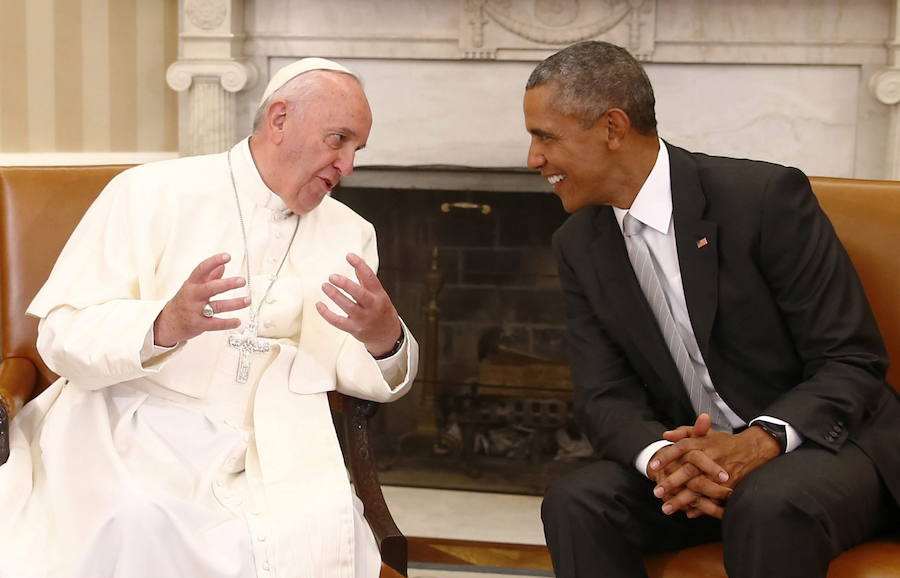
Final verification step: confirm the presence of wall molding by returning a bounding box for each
[0,152,179,167]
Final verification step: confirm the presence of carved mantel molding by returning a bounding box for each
[167,0,897,179]
[460,0,655,60]
[166,59,257,95]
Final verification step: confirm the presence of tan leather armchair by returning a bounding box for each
[0,165,407,577]
[643,176,900,577]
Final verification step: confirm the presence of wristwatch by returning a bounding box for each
[752,420,787,455]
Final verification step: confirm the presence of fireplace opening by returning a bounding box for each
[333,180,593,495]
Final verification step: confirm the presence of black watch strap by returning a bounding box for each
[372,330,405,360]
[753,420,787,455]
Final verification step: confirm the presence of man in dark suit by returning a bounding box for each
[525,41,900,578]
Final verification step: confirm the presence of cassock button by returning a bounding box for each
[274,231,282,239]
[257,532,267,542]
[264,319,274,328]
[262,561,270,571]
[265,297,276,304]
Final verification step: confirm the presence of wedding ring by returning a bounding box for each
[202,303,215,318]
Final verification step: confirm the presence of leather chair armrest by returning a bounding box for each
[0,357,38,465]
[343,396,407,577]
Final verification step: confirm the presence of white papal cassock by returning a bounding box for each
[0,138,417,578]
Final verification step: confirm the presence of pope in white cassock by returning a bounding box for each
[0,58,418,578]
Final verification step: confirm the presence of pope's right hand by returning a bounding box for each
[153,253,249,347]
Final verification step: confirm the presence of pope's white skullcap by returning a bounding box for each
[258,57,356,109]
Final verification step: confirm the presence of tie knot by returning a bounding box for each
[623,213,643,237]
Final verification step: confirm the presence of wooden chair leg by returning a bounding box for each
[0,403,8,466]
[343,396,408,576]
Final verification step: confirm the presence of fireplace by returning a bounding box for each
[333,168,592,494]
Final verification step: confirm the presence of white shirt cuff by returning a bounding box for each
[140,325,178,364]
[635,439,674,479]
[374,324,411,389]
[750,415,804,453]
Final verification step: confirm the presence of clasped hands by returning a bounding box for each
[646,413,782,519]
[154,252,402,357]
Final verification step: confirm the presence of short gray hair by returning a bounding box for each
[526,41,657,135]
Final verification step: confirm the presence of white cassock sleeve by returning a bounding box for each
[331,225,418,402]
[26,170,185,390]
[373,321,414,389]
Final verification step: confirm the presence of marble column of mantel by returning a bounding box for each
[869,0,900,180]
[166,0,256,156]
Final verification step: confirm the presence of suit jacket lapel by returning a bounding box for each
[588,207,681,388]
[667,143,718,359]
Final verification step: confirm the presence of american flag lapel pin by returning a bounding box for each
[696,237,709,248]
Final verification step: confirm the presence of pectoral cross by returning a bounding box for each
[227,323,271,383]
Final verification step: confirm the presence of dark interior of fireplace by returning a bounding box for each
[333,182,595,495]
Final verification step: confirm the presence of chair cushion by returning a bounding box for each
[645,537,900,578]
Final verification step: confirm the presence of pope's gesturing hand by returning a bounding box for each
[316,253,403,357]
[153,253,250,347]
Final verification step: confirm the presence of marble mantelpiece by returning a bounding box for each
[169,0,900,180]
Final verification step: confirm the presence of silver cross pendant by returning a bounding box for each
[227,323,271,383]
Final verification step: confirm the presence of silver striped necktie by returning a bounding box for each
[622,212,726,428]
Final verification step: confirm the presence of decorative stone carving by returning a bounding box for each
[460,0,655,60]
[186,0,228,31]
[189,78,235,157]
[168,0,255,156]
[534,0,579,27]
[166,59,257,94]
[870,69,900,106]
[166,59,256,155]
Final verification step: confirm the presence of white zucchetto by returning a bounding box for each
[258,57,357,109]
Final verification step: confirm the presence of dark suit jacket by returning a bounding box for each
[553,142,900,503]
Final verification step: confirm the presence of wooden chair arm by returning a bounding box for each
[379,562,405,578]
[343,396,407,577]
[0,357,38,465]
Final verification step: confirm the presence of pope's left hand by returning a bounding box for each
[316,253,403,357]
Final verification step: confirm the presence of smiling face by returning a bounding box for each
[256,71,372,215]
[524,84,618,213]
